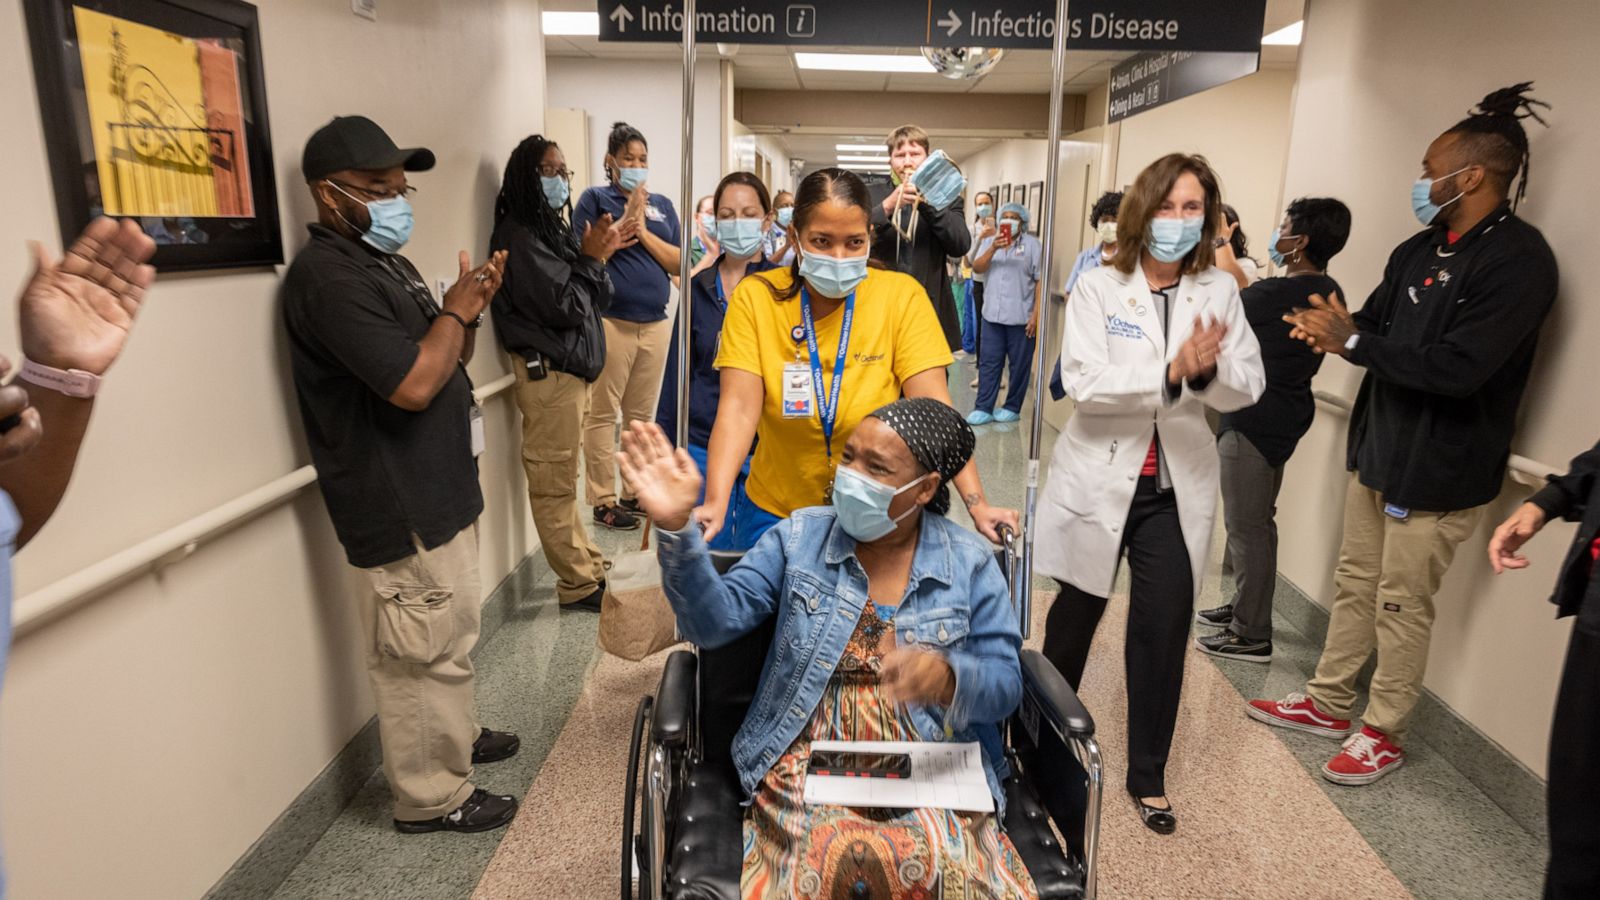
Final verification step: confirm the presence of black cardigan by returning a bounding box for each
[868,186,971,352]
[489,217,613,382]
[1528,440,1600,637]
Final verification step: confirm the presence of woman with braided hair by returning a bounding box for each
[490,134,626,612]
[1249,83,1560,791]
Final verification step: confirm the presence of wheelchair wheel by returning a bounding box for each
[622,695,652,900]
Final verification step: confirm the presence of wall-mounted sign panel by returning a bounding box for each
[599,1,1269,53]
[1107,50,1260,121]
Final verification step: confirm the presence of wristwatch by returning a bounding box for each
[18,359,101,398]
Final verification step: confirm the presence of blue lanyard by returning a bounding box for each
[800,286,855,459]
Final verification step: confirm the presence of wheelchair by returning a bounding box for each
[622,528,1104,899]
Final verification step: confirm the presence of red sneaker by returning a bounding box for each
[1322,726,1404,785]
[1245,692,1355,739]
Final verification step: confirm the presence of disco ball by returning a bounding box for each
[920,47,1006,81]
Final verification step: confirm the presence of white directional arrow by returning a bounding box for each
[937,9,962,37]
[609,4,634,32]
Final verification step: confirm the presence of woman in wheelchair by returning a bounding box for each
[617,398,1038,899]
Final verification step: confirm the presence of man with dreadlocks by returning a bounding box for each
[1248,84,1559,787]
[491,134,626,613]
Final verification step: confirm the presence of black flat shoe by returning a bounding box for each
[1131,792,1177,835]
[394,788,518,834]
[561,583,605,613]
[471,727,520,764]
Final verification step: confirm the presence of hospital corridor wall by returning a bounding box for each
[0,1,550,897]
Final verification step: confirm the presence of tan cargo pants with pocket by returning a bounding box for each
[1306,475,1486,743]
[360,525,482,821]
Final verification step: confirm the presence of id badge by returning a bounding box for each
[781,362,814,418]
[469,403,486,457]
[1382,502,1409,521]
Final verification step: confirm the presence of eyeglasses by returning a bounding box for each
[537,165,572,181]
[328,180,418,201]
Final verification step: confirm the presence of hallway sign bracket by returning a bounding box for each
[598,0,1266,52]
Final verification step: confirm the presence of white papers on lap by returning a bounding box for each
[803,740,994,814]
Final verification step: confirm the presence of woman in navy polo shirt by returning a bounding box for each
[656,172,777,551]
[573,122,682,530]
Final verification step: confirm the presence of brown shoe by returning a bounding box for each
[594,504,640,530]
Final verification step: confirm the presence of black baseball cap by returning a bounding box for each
[302,115,435,181]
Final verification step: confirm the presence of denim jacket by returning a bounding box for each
[656,506,1024,815]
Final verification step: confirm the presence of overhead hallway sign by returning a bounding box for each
[1106,49,1259,120]
[598,1,1269,52]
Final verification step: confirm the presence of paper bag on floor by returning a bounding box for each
[598,522,680,662]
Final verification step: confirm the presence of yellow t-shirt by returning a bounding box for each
[715,266,954,517]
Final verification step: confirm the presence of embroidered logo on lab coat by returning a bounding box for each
[1106,314,1146,340]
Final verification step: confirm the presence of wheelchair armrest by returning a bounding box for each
[1019,649,1095,739]
[652,649,698,749]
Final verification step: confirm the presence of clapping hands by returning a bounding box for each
[1168,315,1228,385]
[1285,291,1357,355]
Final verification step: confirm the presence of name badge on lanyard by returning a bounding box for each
[469,402,486,458]
[796,287,856,498]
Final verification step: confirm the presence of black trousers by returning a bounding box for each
[1546,624,1600,899]
[1042,475,1193,797]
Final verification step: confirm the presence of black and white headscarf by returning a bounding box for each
[867,397,976,516]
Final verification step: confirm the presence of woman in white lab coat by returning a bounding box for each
[1035,153,1264,835]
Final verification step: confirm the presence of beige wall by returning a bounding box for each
[1113,67,1297,271]
[0,1,546,897]
[1278,0,1599,776]
[547,57,725,218]
[963,131,1105,290]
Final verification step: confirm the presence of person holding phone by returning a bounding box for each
[966,202,1041,425]
[490,134,624,613]
[618,398,1036,898]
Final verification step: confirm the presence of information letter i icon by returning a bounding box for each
[786,5,815,38]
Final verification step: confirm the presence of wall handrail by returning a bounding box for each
[1311,389,1557,488]
[11,373,517,638]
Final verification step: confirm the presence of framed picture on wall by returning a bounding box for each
[22,0,283,271]
[999,184,1011,205]
[1011,184,1028,217]
[985,184,998,213]
[1027,181,1044,234]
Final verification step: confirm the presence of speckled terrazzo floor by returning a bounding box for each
[269,356,1547,899]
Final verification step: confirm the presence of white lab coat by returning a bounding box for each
[1036,263,1265,600]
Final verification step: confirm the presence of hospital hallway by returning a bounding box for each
[257,369,1549,900]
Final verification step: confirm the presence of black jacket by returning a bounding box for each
[869,187,970,351]
[490,217,613,381]
[1346,203,1558,511]
[1528,441,1600,637]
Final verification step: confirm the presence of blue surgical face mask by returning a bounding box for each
[1267,228,1286,267]
[831,465,930,542]
[975,204,993,219]
[776,207,794,227]
[1412,167,1469,225]
[799,250,869,298]
[329,181,413,254]
[617,166,648,191]
[698,212,715,234]
[541,175,570,210]
[1146,215,1204,263]
[716,217,764,258]
[909,150,967,211]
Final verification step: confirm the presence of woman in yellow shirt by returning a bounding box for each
[703,167,1019,545]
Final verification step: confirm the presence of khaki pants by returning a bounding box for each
[584,317,672,507]
[360,525,482,821]
[1306,475,1485,743]
[512,357,607,603]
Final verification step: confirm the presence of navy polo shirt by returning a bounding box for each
[656,255,777,448]
[572,184,680,323]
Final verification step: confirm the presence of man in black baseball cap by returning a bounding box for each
[282,115,520,834]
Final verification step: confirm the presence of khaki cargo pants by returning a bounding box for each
[1305,474,1485,743]
[360,525,482,821]
[512,356,607,604]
